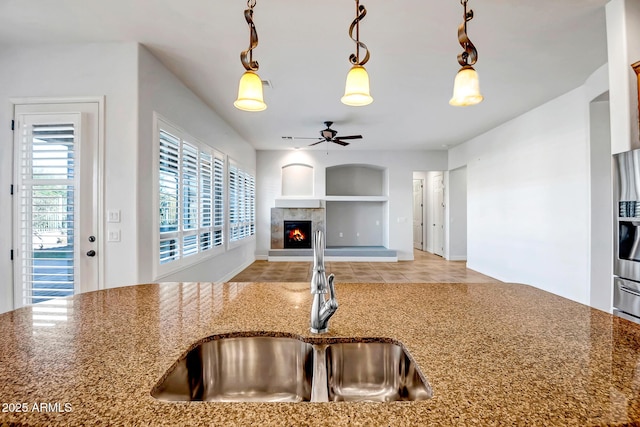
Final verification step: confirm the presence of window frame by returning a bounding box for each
[153,114,226,279]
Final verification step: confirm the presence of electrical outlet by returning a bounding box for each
[339,232,343,238]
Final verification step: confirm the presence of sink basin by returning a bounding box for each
[152,334,432,403]
[325,341,432,402]
[151,336,314,402]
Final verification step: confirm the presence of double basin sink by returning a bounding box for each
[151,333,432,403]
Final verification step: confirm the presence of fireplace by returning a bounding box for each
[284,221,312,249]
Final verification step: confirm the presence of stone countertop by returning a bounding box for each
[1,281,640,426]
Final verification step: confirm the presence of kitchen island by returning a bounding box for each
[1,281,639,426]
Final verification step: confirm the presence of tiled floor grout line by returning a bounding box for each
[230,250,501,284]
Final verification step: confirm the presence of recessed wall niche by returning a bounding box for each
[281,163,313,196]
[326,164,385,196]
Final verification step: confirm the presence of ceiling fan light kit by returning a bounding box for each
[450,0,484,107]
[282,121,363,147]
[234,0,267,112]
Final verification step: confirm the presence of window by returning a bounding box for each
[229,160,256,243]
[156,117,224,276]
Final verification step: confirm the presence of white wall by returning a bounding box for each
[589,97,613,312]
[137,46,256,283]
[446,167,467,261]
[0,43,139,314]
[256,150,448,260]
[448,65,609,306]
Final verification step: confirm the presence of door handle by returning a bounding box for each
[86,250,96,257]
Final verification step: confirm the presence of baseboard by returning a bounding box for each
[267,256,398,262]
[446,255,467,261]
[220,257,256,282]
[255,254,268,261]
[325,256,397,262]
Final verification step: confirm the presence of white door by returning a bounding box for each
[433,174,445,257]
[412,179,423,250]
[13,102,100,308]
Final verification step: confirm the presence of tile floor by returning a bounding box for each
[230,249,500,283]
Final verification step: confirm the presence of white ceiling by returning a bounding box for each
[0,0,609,151]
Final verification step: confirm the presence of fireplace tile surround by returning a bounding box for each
[271,207,325,249]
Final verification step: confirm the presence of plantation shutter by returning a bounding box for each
[156,117,225,275]
[182,142,199,257]
[213,153,225,247]
[17,120,78,305]
[229,161,255,242]
[159,130,181,264]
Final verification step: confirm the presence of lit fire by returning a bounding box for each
[288,229,306,242]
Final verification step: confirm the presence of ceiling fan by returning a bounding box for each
[282,121,362,146]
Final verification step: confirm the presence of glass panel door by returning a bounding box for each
[13,103,99,308]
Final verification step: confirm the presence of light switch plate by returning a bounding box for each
[108,230,121,242]
[107,209,121,223]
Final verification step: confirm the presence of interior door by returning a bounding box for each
[13,102,100,308]
[412,179,423,250]
[433,174,445,257]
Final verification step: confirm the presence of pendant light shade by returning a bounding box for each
[449,65,483,106]
[341,65,373,106]
[234,71,267,112]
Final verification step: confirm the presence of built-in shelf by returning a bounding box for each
[275,198,322,208]
[324,196,388,202]
[326,164,387,197]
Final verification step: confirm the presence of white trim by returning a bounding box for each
[219,257,257,282]
[446,255,467,261]
[10,96,105,292]
[11,98,105,309]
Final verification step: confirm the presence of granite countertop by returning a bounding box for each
[1,281,640,426]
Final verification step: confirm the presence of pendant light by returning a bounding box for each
[341,0,373,106]
[450,0,483,107]
[234,0,267,112]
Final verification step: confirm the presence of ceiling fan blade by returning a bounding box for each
[308,140,325,146]
[333,140,350,146]
[282,136,323,140]
[335,135,362,140]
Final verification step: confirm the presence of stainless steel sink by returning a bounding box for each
[152,335,432,403]
[151,336,314,402]
[325,341,432,402]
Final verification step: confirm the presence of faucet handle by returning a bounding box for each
[327,274,337,302]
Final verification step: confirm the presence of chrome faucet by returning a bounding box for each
[310,230,338,334]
